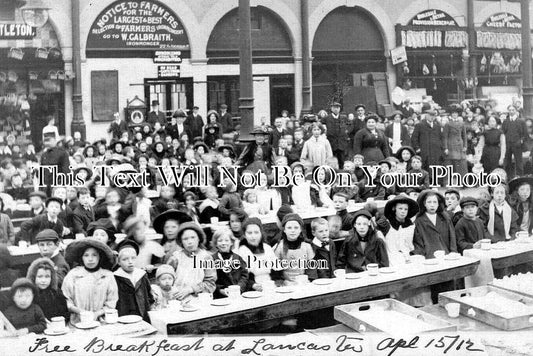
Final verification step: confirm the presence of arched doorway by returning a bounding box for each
[0,21,64,150]
[312,6,386,112]
[206,6,294,121]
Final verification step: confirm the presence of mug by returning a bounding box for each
[18,241,28,249]
[445,303,460,318]
[295,275,309,285]
[80,311,94,324]
[198,292,213,304]
[227,285,241,299]
[367,263,379,276]
[104,309,118,324]
[434,250,445,260]
[50,316,65,332]
[75,233,85,240]
[210,217,219,225]
[480,239,491,250]
[334,269,346,279]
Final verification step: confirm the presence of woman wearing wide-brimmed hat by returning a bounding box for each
[383,196,419,267]
[508,176,533,235]
[236,127,274,174]
[153,209,193,264]
[62,239,118,324]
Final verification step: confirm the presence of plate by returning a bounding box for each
[242,291,263,299]
[423,259,439,265]
[492,243,506,250]
[379,267,396,274]
[313,278,333,285]
[74,321,100,329]
[211,298,231,306]
[180,305,199,312]
[44,328,69,336]
[118,315,142,324]
[516,238,533,244]
[275,286,295,294]
[345,273,362,279]
[444,253,461,261]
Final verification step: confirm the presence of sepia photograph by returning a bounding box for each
[1,0,533,355]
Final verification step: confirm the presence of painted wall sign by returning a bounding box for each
[86,0,189,51]
[158,65,180,78]
[0,23,35,39]
[153,50,182,63]
[483,12,521,29]
[408,9,458,27]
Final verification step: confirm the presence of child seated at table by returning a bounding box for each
[455,197,493,253]
[333,192,354,238]
[336,210,389,273]
[478,184,519,242]
[151,265,179,309]
[35,229,69,287]
[114,240,154,322]
[4,278,46,336]
[407,156,429,190]
[242,189,261,217]
[445,189,463,226]
[18,197,64,245]
[327,215,342,240]
[212,229,250,298]
[310,218,336,278]
[218,178,243,221]
[87,218,117,250]
[124,217,164,274]
[26,257,69,322]
[28,191,46,217]
[167,222,216,301]
[151,185,180,218]
[273,214,317,285]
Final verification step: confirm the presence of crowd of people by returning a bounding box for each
[0,96,532,335]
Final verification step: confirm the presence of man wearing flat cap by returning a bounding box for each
[324,102,349,168]
[147,100,167,127]
[411,109,444,171]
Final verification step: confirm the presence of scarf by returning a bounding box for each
[488,200,512,239]
[84,265,100,273]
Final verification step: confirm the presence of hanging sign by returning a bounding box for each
[153,50,182,63]
[0,23,35,39]
[157,65,180,78]
[408,9,458,27]
[86,0,190,52]
[483,12,521,29]
[390,46,407,65]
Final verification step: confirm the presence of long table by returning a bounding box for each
[149,256,479,335]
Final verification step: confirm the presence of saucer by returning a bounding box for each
[74,321,100,329]
[118,315,142,324]
[44,328,69,336]
[345,273,362,279]
[312,278,333,285]
[211,298,231,306]
[379,267,396,274]
[242,291,263,299]
[423,259,439,265]
[444,253,461,261]
[180,305,199,312]
[275,286,295,294]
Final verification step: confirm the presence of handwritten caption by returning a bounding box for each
[22,334,486,356]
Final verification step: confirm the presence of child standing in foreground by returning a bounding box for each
[151,265,179,309]
[456,197,494,253]
[310,218,336,278]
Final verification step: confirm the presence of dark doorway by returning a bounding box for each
[270,75,294,123]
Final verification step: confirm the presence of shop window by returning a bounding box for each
[146,80,192,116]
[0,3,15,21]
[208,77,239,115]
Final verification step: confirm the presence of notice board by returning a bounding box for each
[91,71,118,122]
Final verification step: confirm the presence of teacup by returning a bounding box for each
[480,239,491,250]
[445,303,460,318]
[295,275,309,285]
[80,311,94,324]
[210,217,219,225]
[261,280,276,293]
[410,255,425,264]
[227,285,241,299]
[434,250,445,260]
[18,241,28,249]
[198,292,213,304]
[367,263,379,276]
[50,316,65,332]
[334,269,346,279]
[104,309,118,324]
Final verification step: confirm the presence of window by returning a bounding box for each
[91,71,119,122]
[208,77,240,115]
[0,3,15,21]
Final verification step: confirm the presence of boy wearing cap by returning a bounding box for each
[17,197,64,245]
[114,240,154,322]
[455,197,493,253]
[28,191,46,217]
[35,229,69,287]
[72,187,95,236]
[4,278,46,336]
[336,210,389,272]
[151,265,179,309]
[445,189,463,226]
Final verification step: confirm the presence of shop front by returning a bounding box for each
[85,0,190,133]
[474,12,523,107]
[396,9,468,106]
[0,16,64,150]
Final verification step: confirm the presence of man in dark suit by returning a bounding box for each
[270,117,288,148]
[219,104,234,134]
[147,100,167,127]
[502,104,528,178]
[411,109,444,171]
[173,109,193,139]
[185,106,204,139]
[40,136,70,197]
[324,102,349,168]
[385,110,411,154]
[287,128,305,165]
[107,112,129,140]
